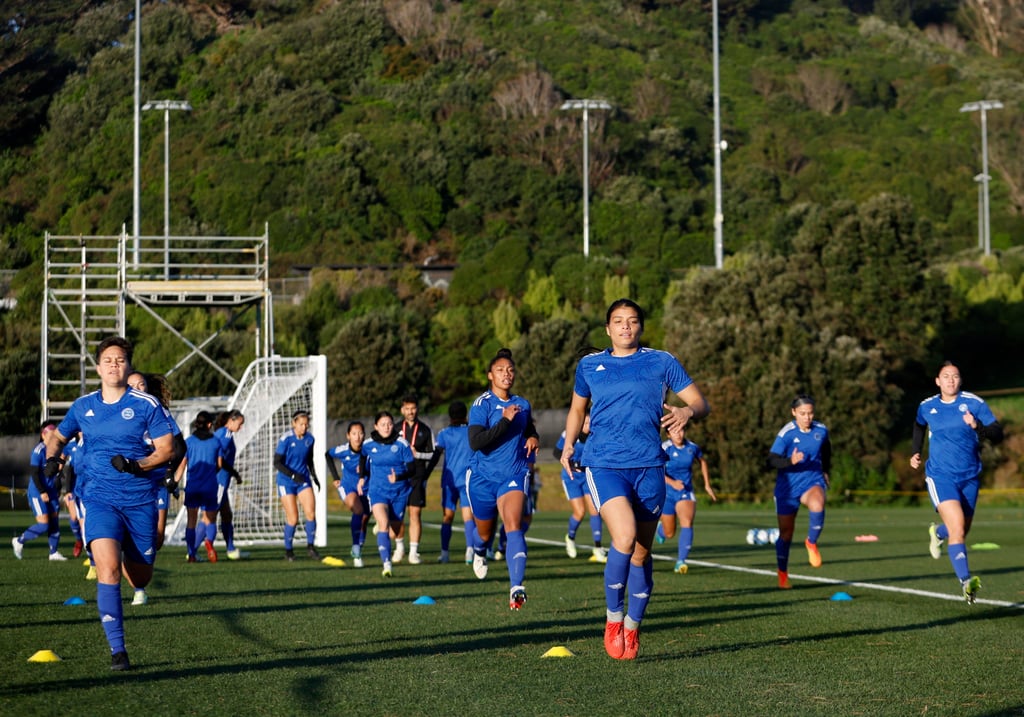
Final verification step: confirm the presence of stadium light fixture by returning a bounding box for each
[560,99,612,258]
[960,100,1002,256]
[142,100,193,279]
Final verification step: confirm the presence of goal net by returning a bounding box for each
[166,355,328,547]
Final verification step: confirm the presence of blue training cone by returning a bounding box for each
[831,591,853,601]
[63,596,86,606]
[413,595,436,605]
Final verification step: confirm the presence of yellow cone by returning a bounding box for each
[28,650,61,663]
[321,556,347,567]
[541,645,575,658]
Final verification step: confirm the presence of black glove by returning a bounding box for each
[228,466,242,483]
[111,455,145,476]
[163,471,180,497]
[289,470,305,484]
[43,457,63,478]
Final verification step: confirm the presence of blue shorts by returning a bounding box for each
[277,475,313,497]
[663,485,695,513]
[185,487,219,511]
[157,487,169,511]
[466,468,529,522]
[561,472,591,501]
[336,484,369,513]
[774,474,827,515]
[368,484,412,523]
[586,466,666,522]
[82,499,158,565]
[926,474,979,518]
[27,482,60,518]
[440,478,469,512]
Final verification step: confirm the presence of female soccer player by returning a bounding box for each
[174,411,223,563]
[554,413,606,563]
[213,410,245,560]
[12,421,67,562]
[468,348,539,611]
[657,424,716,574]
[425,401,476,564]
[359,411,415,577]
[326,421,369,567]
[274,409,321,562]
[768,394,831,590]
[910,361,1002,604]
[561,299,709,659]
[45,336,176,670]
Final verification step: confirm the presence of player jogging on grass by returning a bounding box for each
[657,424,716,574]
[326,421,369,567]
[360,411,415,577]
[554,413,607,564]
[274,410,321,562]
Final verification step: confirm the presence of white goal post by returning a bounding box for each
[166,355,328,547]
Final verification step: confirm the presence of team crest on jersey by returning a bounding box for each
[121,408,135,420]
[958,404,968,413]
[390,445,399,453]
[814,431,823,441]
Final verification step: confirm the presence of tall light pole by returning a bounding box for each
[560,99,612,258]
[142,100,192,278]
[960,100,1002,256]
[132,0,141,266]
[974,173,987,250]
[712,0,724,269]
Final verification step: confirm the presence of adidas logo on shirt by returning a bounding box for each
[596,365,606,371]
[85,409,95,417]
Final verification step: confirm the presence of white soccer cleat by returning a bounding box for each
[12,537,23,560]
[564,533,578,559]
[393,543,405,563]
[509,585,527,611]
[381,561,393,578]
[589,547,608,564]
[472,553,488,580]
[226,549,241,561]
[48,551,68,562]
[928,523,943,560]
[408,551,422,565]
[352,556,364,568]
[131,589,148,606]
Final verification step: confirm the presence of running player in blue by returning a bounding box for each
[425,402,476,564]
[768,394,831,589]
[326,421,369,567]
[174,411,223,563]
[561,299,709,660]
[59,432,89,570]
[657,424,716,574]
[468,348,539,611]
[359,411,415,577]
[44,336,175,671]
[910,361,1002,604]
[274,409,321,562]
[213,410,245,560]
[554,413,606,563]
[12,422,68,562]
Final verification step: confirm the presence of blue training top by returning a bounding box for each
[184,433,221,494]
[469,390,533,482]
[435,424,472,489]
[275,430,315,481]
[770,420,830,484]
[662,438,703,492]
[574,347,694,469]
[215,426,237,486]
[362,435,414,498]
[57,388,173,507]
[915,391,996,483]
[327,442,363,485]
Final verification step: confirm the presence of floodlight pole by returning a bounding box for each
[712,0,724,269]
[142,100,192,279]
[132,0,141,266]
[561,99,612,258]
[960,100,1002,256]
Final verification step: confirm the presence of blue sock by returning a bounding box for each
[70,515,82,540]
[567,516,581,540]
[193,527,205,551]
[590,515,603,545]
[304,520,316,546]
[656,523,666,541]
[376,532,391,563]
[19,522,48,543]
[48,531,60,554]
[351,516,363,547]
[506,530,527,586]
[96,582,125,654]
[775,538,791,573]
[948,543,970,582]
[604,546,631,614]
[47,515,60,553]
[185,527,197,556]
[284,524,296,550]
[678,526,694,562]
[205,521,218,544]
[807,510,825,544]
[626,559,653,624]
[440,523,452,551]
[223,522,234,551]
[464,520,478,551]
[936,523,949,541]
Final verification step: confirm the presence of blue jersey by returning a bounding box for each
[662,438,702,492]
[63,437,86,496]
[916,392,996,483]
[362,436,414,497]
[184,433,221,494]
[468,391,533,482]
[275,430,315,481]
[57,389,173,507]
[30,440,57,494]
[435,424,472,489]
[771,420,830,484]
[215,426,237,486]
[555,431,587,482]
[574,347,694,469]
[327,442,363,486]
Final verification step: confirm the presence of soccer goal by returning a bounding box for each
[166,355,328,547]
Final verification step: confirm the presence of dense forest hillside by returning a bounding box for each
[3,0,1024,496]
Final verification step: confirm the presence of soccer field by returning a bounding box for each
[2,505,1022,716]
